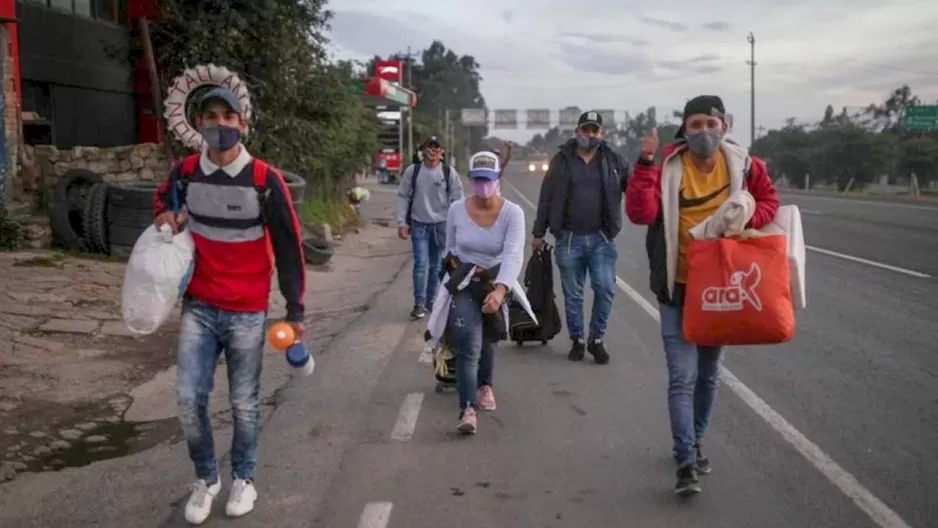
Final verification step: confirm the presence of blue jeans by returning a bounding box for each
[176,298,266,484]
[448,281,496,410]
[555,232,618,341]
[411,220,446,307]
[659,286,725,464]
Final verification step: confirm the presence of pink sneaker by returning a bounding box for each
[477,386,497,411]
[458,408,477,434]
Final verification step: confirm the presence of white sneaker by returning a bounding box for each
[226,478,258,517]
[184,479,221,525]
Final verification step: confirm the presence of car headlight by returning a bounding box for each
[541,163,548,171]
[528,164,535,172]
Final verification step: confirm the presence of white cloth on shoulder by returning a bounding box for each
[689,190,756,240]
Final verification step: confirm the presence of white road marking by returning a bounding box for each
[502,178,914,528]
[505,175,930,279]
[358,501,394,528]
[390,392,424,441]
[418,345,434,365]
[806,245,931,278]
[800,209,823,215]
[780,191,938,211]
[417,333,434,364]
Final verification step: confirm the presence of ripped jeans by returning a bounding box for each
[448,280,496,411]
[176,297,266,484]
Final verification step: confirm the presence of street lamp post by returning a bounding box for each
[747,32,756,145]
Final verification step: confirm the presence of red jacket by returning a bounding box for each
[626,141,778,228]
[624,141,779,305]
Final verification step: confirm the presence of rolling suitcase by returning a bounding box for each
[510,243,562,346]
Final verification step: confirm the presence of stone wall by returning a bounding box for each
[18,143,170,207]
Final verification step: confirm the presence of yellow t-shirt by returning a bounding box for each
[676,150,730,283]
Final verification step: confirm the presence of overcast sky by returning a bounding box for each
[327,0,938,146]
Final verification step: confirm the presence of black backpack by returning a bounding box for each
[405,153,453,226]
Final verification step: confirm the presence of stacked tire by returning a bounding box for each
[106,181,161,257]
[281,171,307,207]
[48,169,103,252]
[49,168,309,258]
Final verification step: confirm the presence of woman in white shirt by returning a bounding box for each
[439,151,526,434]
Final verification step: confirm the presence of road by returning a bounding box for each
[2,176,936,527]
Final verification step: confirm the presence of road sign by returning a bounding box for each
[526,109,550,128]
[595,109,616,127]
[905,106,938,131]
[558,107,582,130]
[461,108,487,126]
[493,109,518,129]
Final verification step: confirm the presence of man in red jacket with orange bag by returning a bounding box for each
[625,95,778,496]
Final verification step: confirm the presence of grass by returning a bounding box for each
[298,196,358,233]
[11,249,126,269]
[12,253,67,268]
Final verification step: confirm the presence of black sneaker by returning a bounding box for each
[675,462,702,496]
[694,443,711,475]
[568,339,586,361]
[410,305,428,319]
[587,339,610,364]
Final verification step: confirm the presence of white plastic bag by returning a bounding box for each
[121,223,195,336]
[762,205,806,310]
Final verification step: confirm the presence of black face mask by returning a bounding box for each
[202,125,242,151]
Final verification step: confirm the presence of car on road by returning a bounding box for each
[527,154,549,174]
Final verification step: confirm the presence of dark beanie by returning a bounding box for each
[676,95,726,138]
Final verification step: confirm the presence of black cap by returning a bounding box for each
[577,110,603,128]
[198,87,244,115]
[421,136,442,149]
[676,95,726,138]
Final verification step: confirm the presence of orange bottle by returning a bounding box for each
[267,322,296,350]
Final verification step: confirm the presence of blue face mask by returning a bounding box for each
[576,136,602,151]
[201,125,242,151]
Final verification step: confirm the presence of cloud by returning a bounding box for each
[657,54,724,75]
[328,10,540,74]
[558,31,650,47]
[555,41,653,76]
[637,14,686,32]
[703,21,731,32]
[325,0,938,146]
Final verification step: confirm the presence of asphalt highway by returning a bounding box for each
[308,170,938,528]
[2,176,935,528]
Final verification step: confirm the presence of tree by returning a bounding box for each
[148,0,378,198]
[366,41,488,163]
[750,85,938,190]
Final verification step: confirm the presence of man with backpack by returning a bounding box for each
[153,87,305,524]
[396,135,464,319]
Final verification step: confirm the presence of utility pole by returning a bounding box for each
[747,32,756,146]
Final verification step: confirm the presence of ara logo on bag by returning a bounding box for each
[701,263,763,312]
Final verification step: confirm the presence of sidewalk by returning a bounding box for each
[0,180,415,526]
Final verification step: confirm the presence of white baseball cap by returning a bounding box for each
[468,151,501,180]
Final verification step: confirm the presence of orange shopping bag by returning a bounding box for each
[682,234,795,347]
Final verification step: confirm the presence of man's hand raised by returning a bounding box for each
[640,127,659,162]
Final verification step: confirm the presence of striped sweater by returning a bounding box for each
[154,148,306,321]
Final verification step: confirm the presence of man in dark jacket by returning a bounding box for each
[531,111,630,365]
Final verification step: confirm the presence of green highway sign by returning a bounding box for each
[904,105,938,131]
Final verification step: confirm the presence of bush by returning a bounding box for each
[0,203,24,251]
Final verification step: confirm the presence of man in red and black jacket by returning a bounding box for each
[153,87,305,524]
[625,95,778,497]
